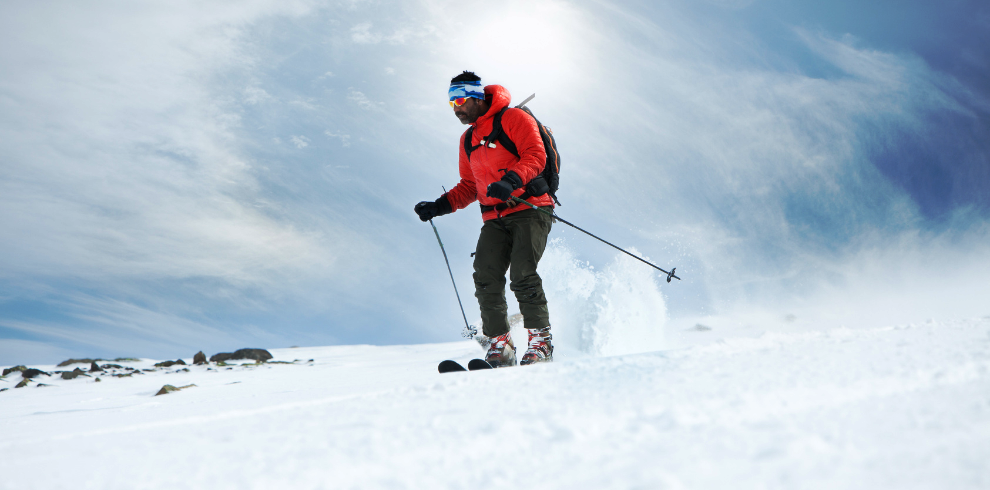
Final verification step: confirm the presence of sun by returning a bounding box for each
[444,0,599,100]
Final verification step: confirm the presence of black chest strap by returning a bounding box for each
[463,108,517,161]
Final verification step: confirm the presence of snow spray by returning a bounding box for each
[538,238,667,357]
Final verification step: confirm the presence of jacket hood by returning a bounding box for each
[471,85,511,127]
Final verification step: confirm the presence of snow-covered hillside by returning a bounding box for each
[2,317,989,489]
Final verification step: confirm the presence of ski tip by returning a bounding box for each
[467,358,494,370]
[438,360,467,373]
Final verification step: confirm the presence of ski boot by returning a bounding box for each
[520,327,553,365]
[484,331,517,368]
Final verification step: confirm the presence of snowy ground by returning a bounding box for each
[2,317,989,489]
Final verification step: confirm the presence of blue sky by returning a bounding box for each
[2,0,988,365]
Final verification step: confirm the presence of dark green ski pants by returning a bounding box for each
[473,207,553,337]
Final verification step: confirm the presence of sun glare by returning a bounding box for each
[448,0,597,99]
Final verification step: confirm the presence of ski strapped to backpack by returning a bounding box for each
[464,94,561,214]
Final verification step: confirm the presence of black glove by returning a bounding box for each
[414,195,453,222]
[486,171,523,201]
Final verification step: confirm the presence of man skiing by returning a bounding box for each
[415,71,555,367]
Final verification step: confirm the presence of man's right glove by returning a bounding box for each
[414,195,453,222]
[486,171,523,201]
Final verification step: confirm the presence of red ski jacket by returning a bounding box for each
[445,85,554,221]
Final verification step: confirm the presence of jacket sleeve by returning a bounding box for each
[444,131,479,211]
[501,108,546,184]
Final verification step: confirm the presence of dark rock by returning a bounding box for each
[15,378,30,388]
[156,384,179,396]
[101,364,124,370]
[95,377,101,382]
[155,383,196,396]
[192,351,207,365]
[36,383,51,387]
[154,359,186,368]
[112,357,140,362]
[61,368,90,380]
[90,362,103,372]
[22,368,49,379]
[0,388,8,392]
[3,365,27,376]
[209,348,273,363]
[57,358,100,367]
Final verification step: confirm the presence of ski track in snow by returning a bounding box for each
[2,318,990,489]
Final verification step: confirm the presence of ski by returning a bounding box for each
[438,359,496,373]
[468,359,493,370]
[438,360,467,373]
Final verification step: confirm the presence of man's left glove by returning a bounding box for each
[486,171,523,201]
[414,195,453,222]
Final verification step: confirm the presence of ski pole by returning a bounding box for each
[510,197,681,283]
[516,93,535,108]
[428,219,476,338]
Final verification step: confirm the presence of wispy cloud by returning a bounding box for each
[325,130,351,147]
[0,0,367,360]
[347,89,383,111]
[349,21,436,45]
[244,86,273,105]
[561,2,990,316]
[350,22,380,44]
[291,135,310,148]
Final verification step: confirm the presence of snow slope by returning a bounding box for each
[2,317,989,489]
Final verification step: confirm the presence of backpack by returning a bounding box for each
[464,101,561,207]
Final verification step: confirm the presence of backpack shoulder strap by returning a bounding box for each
[463,126,477,159]
[486,107,518,157]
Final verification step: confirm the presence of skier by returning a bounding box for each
[415,71,555,367]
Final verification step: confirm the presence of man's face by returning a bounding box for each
[453,97,487,125]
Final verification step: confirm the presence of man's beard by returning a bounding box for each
[455,101,486,124]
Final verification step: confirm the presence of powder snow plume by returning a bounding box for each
[536,238,667,358]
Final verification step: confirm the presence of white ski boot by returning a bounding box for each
[520,328,553,365]
[484,331,517,368]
